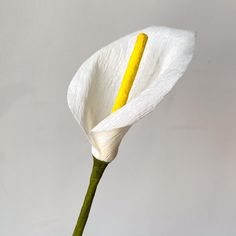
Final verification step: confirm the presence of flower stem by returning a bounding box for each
[72,157,109,236]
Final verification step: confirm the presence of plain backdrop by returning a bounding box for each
[0,0,235,235]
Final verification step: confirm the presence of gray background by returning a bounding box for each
[0,0,235,235]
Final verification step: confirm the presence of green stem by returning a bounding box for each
[72,156,109,236]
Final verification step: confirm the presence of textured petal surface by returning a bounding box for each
[67,26,196,161]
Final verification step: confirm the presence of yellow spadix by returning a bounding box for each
[112,33,148,112]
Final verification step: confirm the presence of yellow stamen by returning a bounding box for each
[111,33,148,112]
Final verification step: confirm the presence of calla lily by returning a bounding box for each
[68,26,195,163]
[68,26,195,236]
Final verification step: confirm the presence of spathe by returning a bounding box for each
[68,26,196,162]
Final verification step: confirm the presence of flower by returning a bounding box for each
[67,26,195,162]
[68,27,196,236]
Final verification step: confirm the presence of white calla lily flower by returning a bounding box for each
[68,26,195,162]
[68,26,196,236]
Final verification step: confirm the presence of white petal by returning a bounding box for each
[67,26,196,162]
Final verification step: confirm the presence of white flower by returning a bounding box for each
[67,26,196,162]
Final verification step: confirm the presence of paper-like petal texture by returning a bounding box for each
[68,26,196,162]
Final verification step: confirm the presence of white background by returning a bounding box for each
[0,0,235,235]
